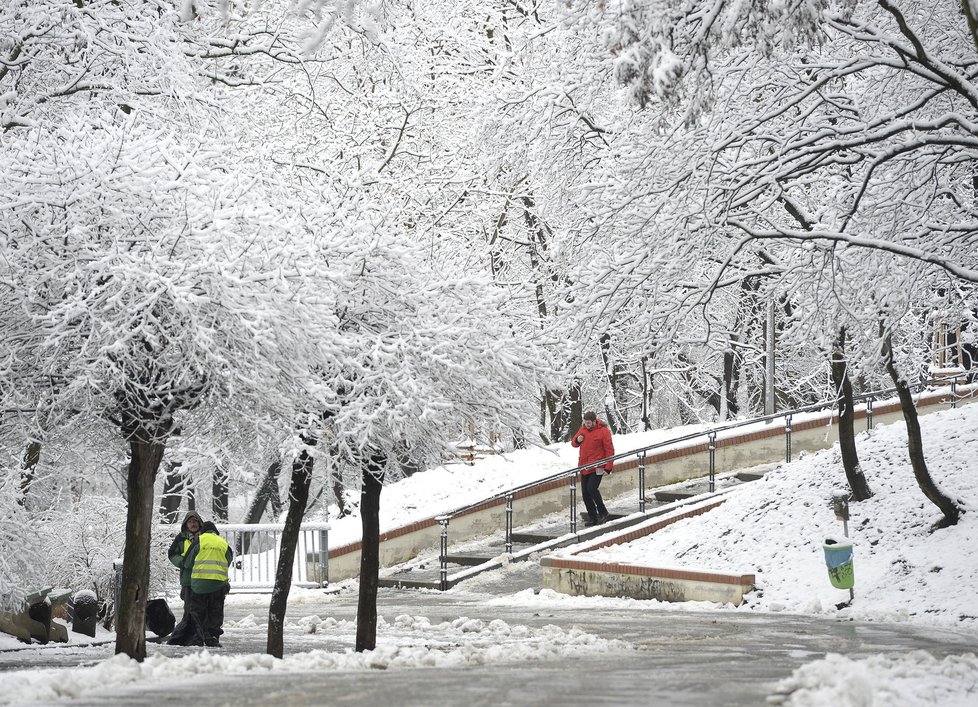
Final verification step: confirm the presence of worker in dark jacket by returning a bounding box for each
[571,410,615,527]
[185,521,233,647]
[166,510,202,645]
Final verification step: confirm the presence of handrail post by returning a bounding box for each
[784,413,793,463]
[319,528,329,587]
[708,431,717,493]
[437,517,450,591]
[951,379,958,408]
[866,398,873,431]
[638,452,647,513]
[570,472,578,534]
[505,494,514,553]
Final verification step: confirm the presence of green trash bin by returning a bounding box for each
[823,537,854,590]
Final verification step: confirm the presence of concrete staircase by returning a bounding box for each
[376,467,771,591]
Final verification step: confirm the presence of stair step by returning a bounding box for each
[735,471,766,482]
[654,490,698,502]
[578,513,626,523]
[377,577,444,590]
[510,533,560,544]
[443,554,495,566]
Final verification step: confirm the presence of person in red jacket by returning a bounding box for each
[571,410,615,527]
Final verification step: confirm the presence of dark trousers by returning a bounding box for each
[166,586,194,646]
[582,473,608,521]
[188,587,227,645]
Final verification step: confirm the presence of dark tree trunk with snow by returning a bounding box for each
[212,462,229,521]
[115,428,169,661]
[882,333,960,528]
[157,461,186,523]
[599,332,627,433]
[242,458,282,543]
[831,329,872,502]
[266,439,316,659]
[331,464,349,518]
[566,380,582,440]
[17,440,41,507]
[355,452,387,652]
[640,356,655,431]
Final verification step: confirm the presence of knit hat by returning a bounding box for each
[583,411,597,421]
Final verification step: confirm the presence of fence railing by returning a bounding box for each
[159,522,330,590]
[431,376,976,589]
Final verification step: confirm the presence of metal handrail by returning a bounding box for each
[428,375,973,589]
[436,375,974,522]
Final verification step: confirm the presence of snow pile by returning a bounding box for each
[0,614,633,705]
[769,651,978,706]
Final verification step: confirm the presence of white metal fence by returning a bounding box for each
[160,522,330,590]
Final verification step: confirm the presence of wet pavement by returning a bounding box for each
[4,467,977,706]
[5,560,978,706]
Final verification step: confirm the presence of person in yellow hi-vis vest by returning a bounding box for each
[185,520,233,647]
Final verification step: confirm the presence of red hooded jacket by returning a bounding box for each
[571,419,615,475]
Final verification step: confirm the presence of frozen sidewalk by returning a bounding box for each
[2,573,977,706]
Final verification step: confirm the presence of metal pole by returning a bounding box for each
[570,472,578,534]
[708,432,717,493]
[765,299,775,415]
[319,529,329,587]
[842,508,853,604]
[438,517,450,591]
[866,398,873,431]
[505,494,514,554]
[951,379,958,409]
[638,452,647,513]
[784,413,793,463]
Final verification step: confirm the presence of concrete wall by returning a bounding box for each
[327,388,975,582]
[540,558,755,605]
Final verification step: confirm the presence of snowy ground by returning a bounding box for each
[576,403,978,628]
[1,401,977,705]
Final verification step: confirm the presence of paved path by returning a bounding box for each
[5,562,978,706]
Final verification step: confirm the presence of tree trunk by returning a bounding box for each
[17,440,41,507]
[882,333,961,527]
[830,328,872,501]
[266,440,315,659]
[567,380,582,439]
[542,389,558,444]
[115,433,168,661]
[330,449,350,518]
[212,462,229,521]
[243,459,282,524]
[720,344,739,421]
[157,461,186,523]
[640,357,655,431]
[355,452,386,652]
[599,332,627,433]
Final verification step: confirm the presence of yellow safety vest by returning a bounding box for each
[191,533,230,583]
